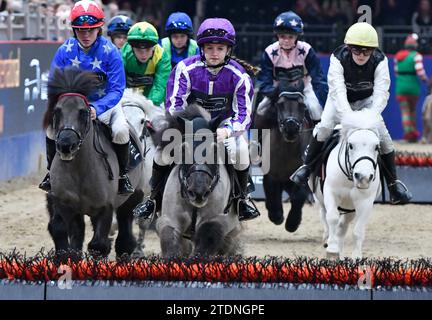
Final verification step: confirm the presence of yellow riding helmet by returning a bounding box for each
[344,22,379,48]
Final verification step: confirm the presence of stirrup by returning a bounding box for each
[237,198,260,221]
[290,165,311,186]
[388,180,412,205]
[133,198,156,220]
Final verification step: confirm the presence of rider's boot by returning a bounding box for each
[235,167,260,221]
[290,135,324,186]
[113,142,135,195]
[381,151,412,204]
[133,162,170,219]
[39,137,56,192]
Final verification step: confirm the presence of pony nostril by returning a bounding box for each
[187,191,196,200]
[369,174,373,181]
[354,172,361,180]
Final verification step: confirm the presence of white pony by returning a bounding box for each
[111,88,165,255]
[310,109,382,259]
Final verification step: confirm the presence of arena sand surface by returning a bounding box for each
[0,142,431,259]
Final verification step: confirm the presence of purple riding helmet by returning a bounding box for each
[196,18,236,66]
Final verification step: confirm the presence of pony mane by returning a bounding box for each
[43,68,100,129]
[340,109,381,136]
[121,88,165,122]
[153,104,211,147]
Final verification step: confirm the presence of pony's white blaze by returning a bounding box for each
[310,110,382,259]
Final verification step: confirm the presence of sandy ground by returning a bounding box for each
[0,142,431,259]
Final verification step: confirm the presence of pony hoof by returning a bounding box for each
[268,212,284,225]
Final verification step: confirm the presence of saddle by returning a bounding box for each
[95,121,145,173]
[311,129,341,193]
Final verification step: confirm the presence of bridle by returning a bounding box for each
[178,133,220,204]
[54,93,91,150]
[277,91,311,139]
[338,129,378,182]
[179,163,220,203]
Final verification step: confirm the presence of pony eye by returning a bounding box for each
[375,145,379,151]
[349,143,353,150]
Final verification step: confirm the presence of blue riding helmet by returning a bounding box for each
[165,12,193,35]
[107,15,133,36]
[273,11,304,34]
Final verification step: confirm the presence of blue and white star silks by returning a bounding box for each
[90,57,102,70]
[64,40,74,52]
[50,36,126,116]
[70,56,82,67]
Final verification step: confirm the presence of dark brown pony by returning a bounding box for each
[44,68,145,257]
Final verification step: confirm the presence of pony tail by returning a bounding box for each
[230,56,261,76]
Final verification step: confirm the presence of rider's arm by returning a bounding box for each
[305,47,328,107]
[165,60,191,113]
[371,57,391,114]
[255,51,275,95]
[328,54,352,114]
[91,48,126,116]
[227,73,254,136]
[148,49,172,106]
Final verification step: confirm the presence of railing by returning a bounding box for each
[1,4,431,58]
[234,23,432,65]
[0,3,71,41]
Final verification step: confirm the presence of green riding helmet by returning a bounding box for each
[128,22,159,48]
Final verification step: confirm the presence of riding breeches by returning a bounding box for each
[97,103,130,144]
[256,82,323,121]
[313,96,395,154]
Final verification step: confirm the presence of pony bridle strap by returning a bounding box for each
[56,93,91,147]
[58,93,90,107]
[341,134,378,181]
[180,164,220,200]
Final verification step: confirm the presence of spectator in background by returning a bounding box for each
[412,0,432,34]
[421,80,432,144]
[379,0,415,26]
[295,0,324,25]
[0,0,8,12]
[321,0,353,26]
[394,34,428,143]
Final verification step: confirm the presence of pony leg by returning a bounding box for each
[115,191,142,257]
[319,206,329,248]
[351,201,374,259]
[194,221,225,256]
[263,175,284,225]
[336,213,354,258]
[88,207,113,257]
[284,181,308,232]
[323,188,340,257]
[159,225,182,257]
[68,214,85,251]
[47,194,70,252]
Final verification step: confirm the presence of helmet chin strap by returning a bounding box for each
[199,46,232,69]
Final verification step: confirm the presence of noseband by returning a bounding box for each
[179,163,220,202]
[338,129,378,181]
[277,91,310,137]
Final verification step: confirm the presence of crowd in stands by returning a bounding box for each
[1,0,432,31]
